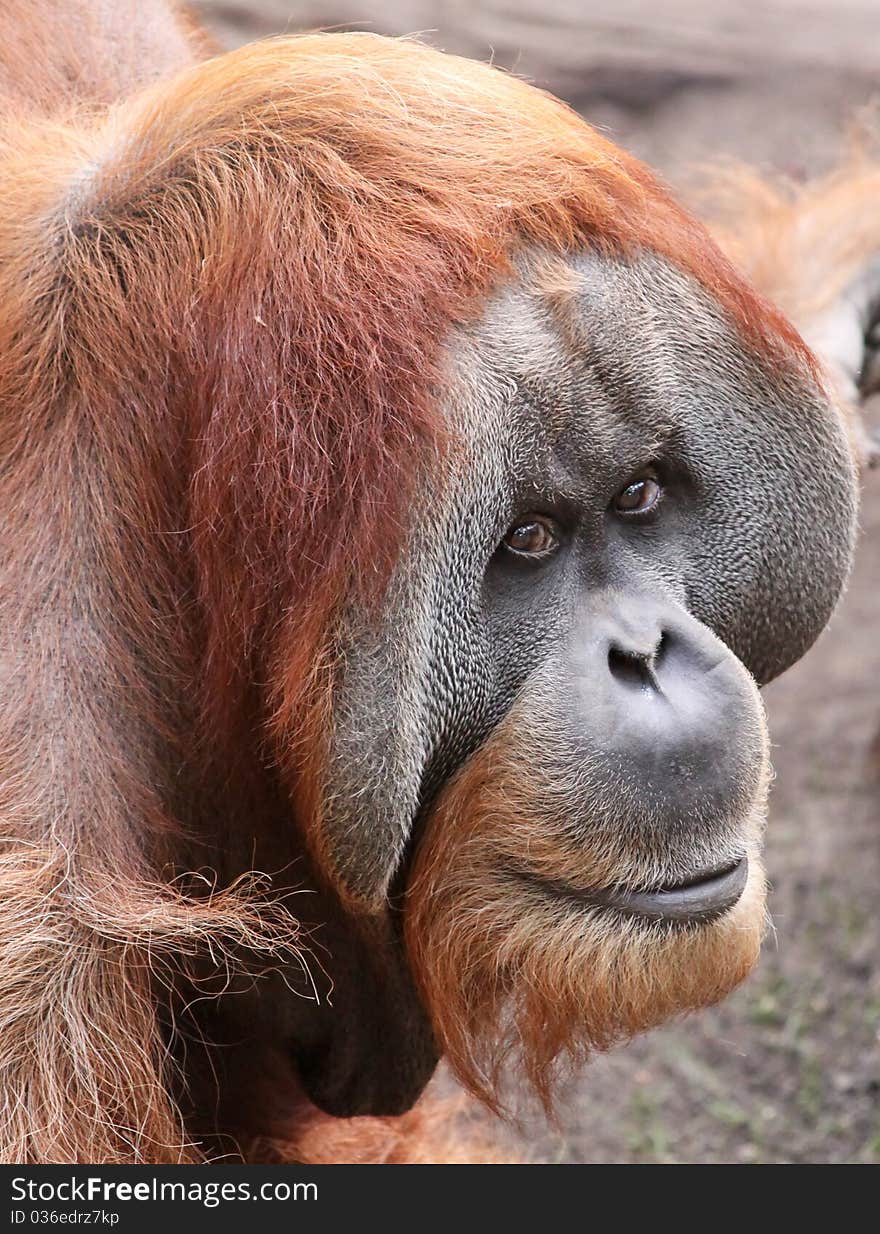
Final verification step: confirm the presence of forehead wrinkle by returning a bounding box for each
[526,252,594,360]
[452,250,695,489]
[517,251,683,445]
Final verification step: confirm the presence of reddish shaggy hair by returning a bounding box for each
[0,28,816,1161]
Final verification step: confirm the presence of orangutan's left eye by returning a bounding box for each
[612,472,662,516]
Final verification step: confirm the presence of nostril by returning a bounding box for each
[608,645,656,690]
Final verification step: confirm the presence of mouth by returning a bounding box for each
[526,856,749,925]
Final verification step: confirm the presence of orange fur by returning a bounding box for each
[702,146,880,462]
[248,1092,509,1165]
[0,0,208,111]
[705,155,880,325]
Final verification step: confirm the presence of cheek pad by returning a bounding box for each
[677,404,856,684]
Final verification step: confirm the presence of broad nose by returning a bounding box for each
[562,592,760,834]
[567,591,765,817]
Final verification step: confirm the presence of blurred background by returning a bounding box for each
[193,1,880,1164]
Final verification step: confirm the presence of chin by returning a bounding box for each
[405,725,770,1113]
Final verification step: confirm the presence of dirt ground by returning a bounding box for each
[196,1,880,1163]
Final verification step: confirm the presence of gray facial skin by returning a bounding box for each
[232,249,856,1119]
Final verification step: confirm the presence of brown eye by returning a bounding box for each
[502,515,559,556]
[613,473,662,515]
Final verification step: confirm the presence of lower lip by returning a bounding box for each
[531,857,749,925]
